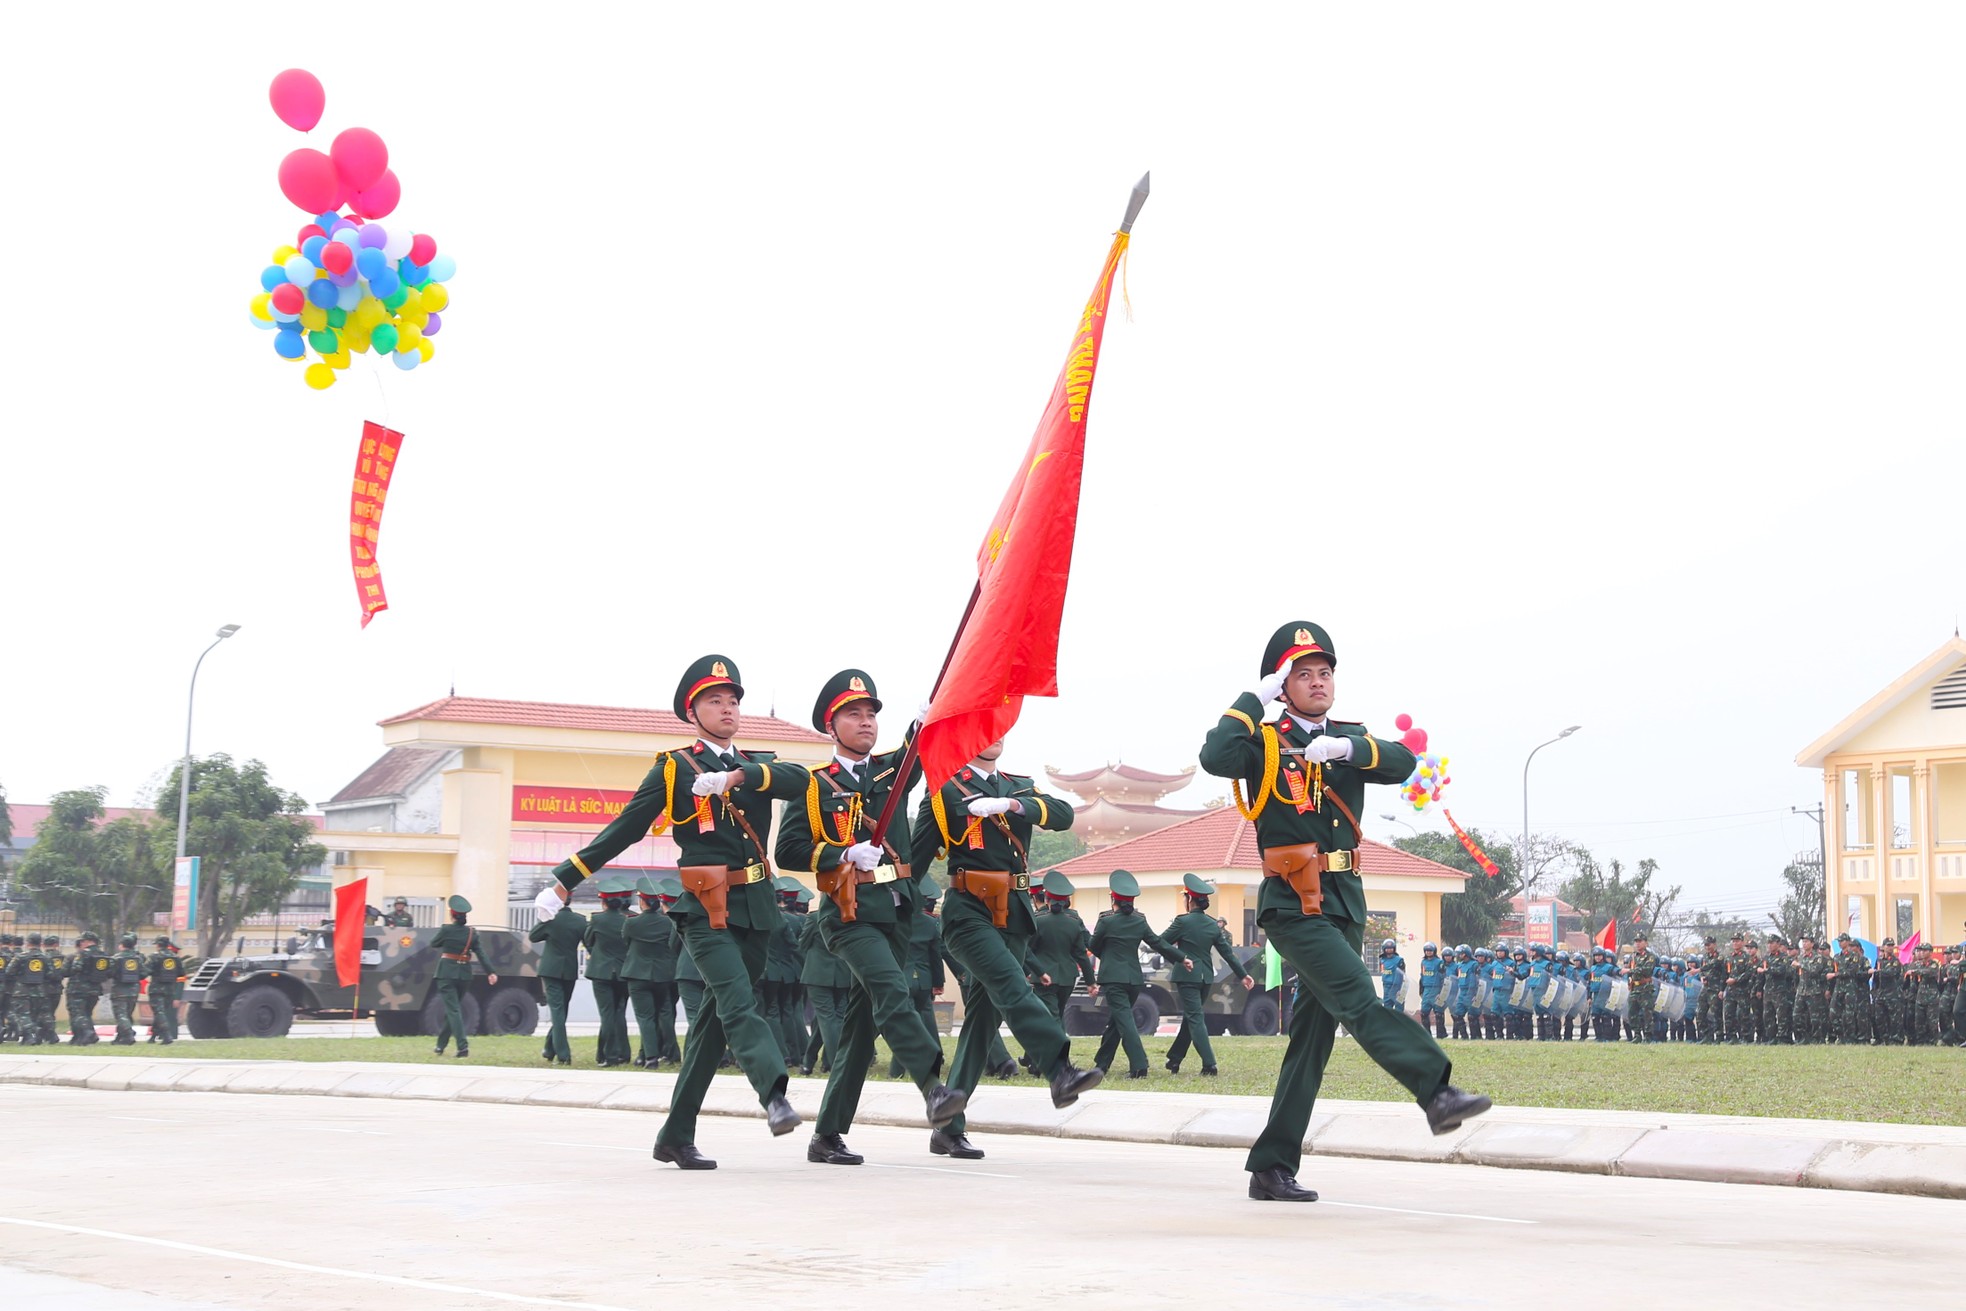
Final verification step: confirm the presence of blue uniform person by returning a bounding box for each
[1447,946,1476,1039]
[1377,941,1407,1011]
[1416,943,1447,1039]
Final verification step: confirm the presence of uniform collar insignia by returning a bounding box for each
[1279,718,1292,732]
[692,743,704,754]
[960,768,972,781]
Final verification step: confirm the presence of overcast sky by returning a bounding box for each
[4,4,1961,922]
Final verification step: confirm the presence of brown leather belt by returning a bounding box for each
[441,952,470,962]
[1259,843,1352,916]
[856,862,910,886]
[951,869,1030,928]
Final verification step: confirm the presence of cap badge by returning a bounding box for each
[711,661,729,678]
[1294,628,1312,644]
[848,676,866,692]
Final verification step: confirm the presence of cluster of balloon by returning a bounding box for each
[1394,713,1452,812]
[251,69,456,389]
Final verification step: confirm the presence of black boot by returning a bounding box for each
[923,1084,967,1129]
[1422,1084,1494,1136]
[806,1132,863,1165]
[1048,1063,1103,1109]
[1248,1167,1318,1202]
[929,1129,984,1159]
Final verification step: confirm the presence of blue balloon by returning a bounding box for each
[315,210,342,230]
[249,314,276,331]
[368,267,400,298]
[306,278,339,308]
[274,330,306,360]
[259,265,287,293]
[356,247,388,280]
[391,348,421,371]
[301,235,329,263]
[403,261,432,288]
[425,254,457,282]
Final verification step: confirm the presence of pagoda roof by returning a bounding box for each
[1048,762,1196,786]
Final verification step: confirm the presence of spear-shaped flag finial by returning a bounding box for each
[1119,171,1150,234]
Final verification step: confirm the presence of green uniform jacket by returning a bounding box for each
[69,947,113,992]
[108,949,146,995]
[1700,953,1729,991]
[1874,956,1905,997]
[776,735,923,927]
[145,949,186,991]
[910,767,1074,937]
[621,908,681,984]
[383,911,416,927]
[529,906,588,981]
[551,744,811,932]
[765,909,803,984]
[582,907,630,981]
[1796,951,1832,995]
[1026,906,1096,989]
[1089,909,1184,985]
[1160,910,1250,985]
[1723,950,1758,992]
[6,949,47,996]
[429,923,493,982]
[1763,954,1798,998]
[797,913,853,988]
[45,952,69,990]
[1830,947,1870,990]
[1198,697,1414,926]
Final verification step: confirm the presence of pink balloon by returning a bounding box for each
[1401,728,1427,752]
[1394,713,1413,731]
[320,242,353,274]
[352,169,400,220]
[331,127,389,193]
[409,233,437,266]
[268,69,325,132]
[278,148,339,213]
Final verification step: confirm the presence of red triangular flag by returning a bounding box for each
[1595,916,1619,953]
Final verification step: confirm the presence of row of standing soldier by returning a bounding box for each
[0,932,188,1045]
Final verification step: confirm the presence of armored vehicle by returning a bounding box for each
[1062,943,1279,1038]
[180,924,542,1039]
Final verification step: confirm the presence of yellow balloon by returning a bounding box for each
[249,292,273,321]
[322,348,351,370]
[272,245,298,264]
[421,283,449,312]
[304,363,336,390]
[398,309,428,330]
[299,304,327,331]
[416,339,433,363]
[399,286,423,314]
[394,323,422,352]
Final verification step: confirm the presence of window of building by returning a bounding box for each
[1888,764,1916,850]
[1840,768,1872,850]
[1935,761,1966,845]
[1895,896,1917,941]
[1932,664,1966,711]
[1845,895,1866,939]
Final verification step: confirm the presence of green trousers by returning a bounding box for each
[541,976,575,1061]
[67,990,101,1043]
[628,980,680,1063]
[590,978,630,1063]
[1034,982,1075,1023]
[1792,991,1826,1043]
[817,918,944,1137]
[1165,981,1216,1070]
[1723,988,1753,1041]
[1873,992,1904,1043]
[656,919,785,1149]
[1094,982,1148,1075]
[1764,990,1794,1043]
[110,991,138,1043]
[149,986,179,1042]
[940,898,1072,1137]
[763,982,807,1068]
[434,977,469,1052]
[889,987,936,1077]
[1246,910,1450,1176]
[1627,983,1657,1040]
[803,983,848,1072]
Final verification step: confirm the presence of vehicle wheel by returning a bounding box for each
[225,984,294,1039]
[419,991,481,1037]
[373,1011,420,1037]
[1063,1000,1102,1037]
[1238,994,1281,1036]
[185,1007,231,1040]
[481,985,539,1036]
[1130,993,1160,1035]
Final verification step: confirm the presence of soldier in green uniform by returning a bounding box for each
[584,875,635,1066]
[1906,942,1942,1044]
[144,937,184,1044]
[430,895,497,1057]
[776,668,966,1165]
[542,655,814,1169]
[6,934,47,1045]
[1761,936,1796,1045]
[1199,621,1489,1202]
[1694,937,1725,1042]
[1025,871,1095,1030]
[1941,943,1962,1046]
[798,889,852,1076]
[66,931,111,1044]
[39,936,68,1044]
[913,733,1103,1158]
[1872,938,1905,1045]
[624,876,684,1068]
[1162,874,1255,1075]
[1090,869,1190,1079]
[383,898,416,928]
[528,891,586,1065]
[1719,934,1755,1043]
[763,877,808,1068]
[1623,934,1660,1043]
[108,933,145,1045]
[0,935,14,1043]
[1829,934,1871,1043]
[1793,937,1831,1044]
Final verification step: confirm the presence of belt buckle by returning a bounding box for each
[871,864,901,885]
[1328,850,1352,872]
[740,863,767,885]
[1012,873,1030,891]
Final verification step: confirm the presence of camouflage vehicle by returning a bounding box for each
[180,924,542,1039]
[1062,944,1280,1038]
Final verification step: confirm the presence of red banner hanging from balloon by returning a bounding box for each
[350,420,403,627]
[1442,809,1501,878]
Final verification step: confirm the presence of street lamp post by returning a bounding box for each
[1379,812,1420,836]
[175,625,241,862]
[1521,726,1582,916]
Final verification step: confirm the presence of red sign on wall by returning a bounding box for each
[511,785,639,824]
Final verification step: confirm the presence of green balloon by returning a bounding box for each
[308,328,339,354]
[325,307,348,329]
[371,322,399,354]
[383,287,409,312]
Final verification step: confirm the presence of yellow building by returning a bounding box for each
[321,696,834,917]
[1797,635,1966,945]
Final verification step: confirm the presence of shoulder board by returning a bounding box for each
[1005,773,1033,787]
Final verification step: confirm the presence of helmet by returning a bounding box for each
[1670,956,1684,968]
[1456,944,1471,955]
[1423,941,1437,952]
[1511,947,1526,959]
[1456,945,1472,960]
[1380,939,1396,952]
[1554,951,1570,964]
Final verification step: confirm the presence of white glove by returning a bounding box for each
[691,769,737,797]
[1252,659,1292,705]
[844,841,884,872]
[1305,735,1353,764]
[916,699,932,724]
[966,797,1016,817]
[533,884,566,918]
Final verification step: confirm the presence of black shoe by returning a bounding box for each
[991,1059,1018,1079]
[929,1129,985,1159]
[1048,1063,1104,1109]
[652,1142,717,1170]
[924,1083,968,1129]
[1164,1059,1181,1073]
[1248,1167,1318,1202]
[1422,1084,1493,1136]
[557,1057,571,1066]
[799,1065,814,1077]
[1126,1069,1149,1080]
[433,1046,446,1055]
[807,1132,863,1165]
[455,1048,469,1058]
[765,1095,801,1137]
[1200,1066,1220,1077]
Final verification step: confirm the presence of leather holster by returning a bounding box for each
[680,865,734,931]
[816,868,860,924]
[1261,843,1326,916]
[954,869,1015,928]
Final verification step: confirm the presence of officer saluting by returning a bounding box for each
[1199,621,1491,1202]
[1161,874,1255,1076]
[539,654,813,1169]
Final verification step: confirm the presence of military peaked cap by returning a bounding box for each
[1261,620,1336,676]
[1042,870,1074,898]
[812,668,883,732]
[1109,869,1141,898]
[674,653,744,721]
[447,894,472,913]
[1182,873,1216,896]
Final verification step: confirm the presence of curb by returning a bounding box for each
[4,1054,1962,1200]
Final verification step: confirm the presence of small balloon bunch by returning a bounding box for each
[250,69,455,389]
[1393,713,1451,812]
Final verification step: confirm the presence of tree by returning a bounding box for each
[1392,829,1519,947]
[1559,855,1681,947]
[1026,828,1088,872]
[1769,849,1826,945]
[12,787,170,944]
[153,755,326,958]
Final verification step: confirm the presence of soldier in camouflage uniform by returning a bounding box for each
[1829,935,1871,1043]
[1624,934,1660,1043]
[144,937,185,1044]
[66,931,111,1044]
[1693,937,1724,1042]
[6,934,47,1044]
[1941,945,1962,1047]
[1905,942,1943,1045]
[0,935,16,1043]
[39,936,68,1044]
[1871,939,1905,1045]
[1760,936,1796,1045]
[1792,937,1831,1044]
[1722,934,1757,1043]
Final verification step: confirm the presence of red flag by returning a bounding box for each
[1594,916,1618,953]
[332,876,367,989]
[914,231,1131,789]
[349,421,404,628]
